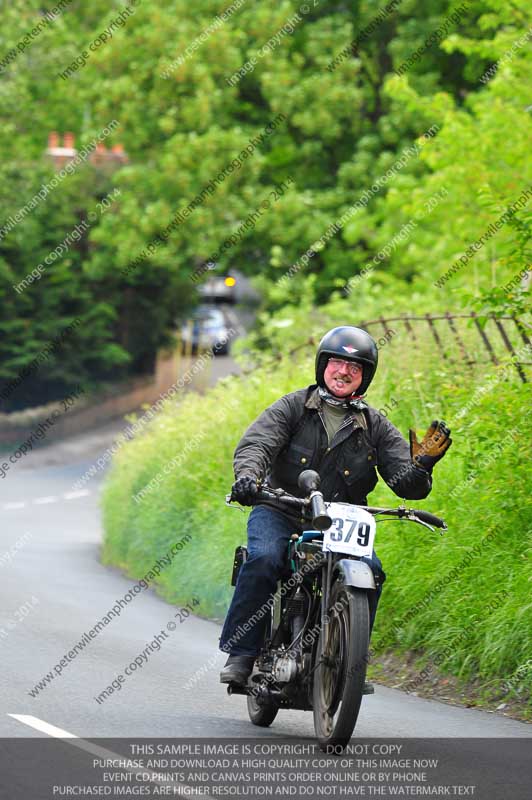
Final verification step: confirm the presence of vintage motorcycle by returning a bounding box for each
[225,469,446,752]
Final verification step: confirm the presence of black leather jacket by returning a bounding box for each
[234,385,432,526]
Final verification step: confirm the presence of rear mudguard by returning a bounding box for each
[333,558,376,590]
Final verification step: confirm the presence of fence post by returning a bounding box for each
[492,315,527,383]
[425,313,448,360]
[470,311,499,366]
[511,315,531,349]
[445,311,473,369]
[402,312,417,341]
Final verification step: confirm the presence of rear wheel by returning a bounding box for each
[312,582,370,751]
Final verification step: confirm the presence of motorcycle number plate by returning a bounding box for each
[322,503,376,558]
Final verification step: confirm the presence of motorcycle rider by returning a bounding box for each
[220,326,451,686]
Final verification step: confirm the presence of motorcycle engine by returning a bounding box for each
[272,654,299,683]
[270,587,309,683]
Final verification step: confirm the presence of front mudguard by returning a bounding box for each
[333,558,376,590]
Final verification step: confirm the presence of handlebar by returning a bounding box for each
[410,509,447,529]
[226,485,446,532]
[362,505,446,529]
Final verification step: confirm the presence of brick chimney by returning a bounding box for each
[45,131,129,171]
[46,130,77,168]
[63,132,75,150]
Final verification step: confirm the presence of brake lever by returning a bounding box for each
[413,518,436,533]
[224,493,246,512]
[396,504,446,534]
[406,513,446,534]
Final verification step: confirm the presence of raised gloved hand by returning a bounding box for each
[231,475,259,505]
[409,420,452,471]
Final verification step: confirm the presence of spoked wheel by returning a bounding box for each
[247,680,279,727]
[312,582,370,751]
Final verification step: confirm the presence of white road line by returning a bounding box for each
[9,714,76,738]
[8,714,215,798]
[2,490,92,512]
[64,490,91,500]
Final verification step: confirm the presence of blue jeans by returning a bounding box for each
[219,505,385,657]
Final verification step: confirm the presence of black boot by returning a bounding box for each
[219,655,255,686]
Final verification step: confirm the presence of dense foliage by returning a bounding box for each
[1,0,530,409]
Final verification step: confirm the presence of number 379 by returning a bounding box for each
[329,518,371,547]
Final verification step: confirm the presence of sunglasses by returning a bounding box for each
[327,358,362,375]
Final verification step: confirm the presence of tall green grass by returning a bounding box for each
[102,327,531,713]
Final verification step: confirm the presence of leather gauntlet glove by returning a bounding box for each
[231,475,258,505]
[409,420,452,471]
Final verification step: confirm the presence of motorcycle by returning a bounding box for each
[225,469,446,752]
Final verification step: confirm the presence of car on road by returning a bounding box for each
[180,305,231,355]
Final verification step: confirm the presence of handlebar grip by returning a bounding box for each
[414,509,446,528]
[310,492,332,531]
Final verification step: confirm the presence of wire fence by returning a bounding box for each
[359,312,531,384]
[239,312,531,384]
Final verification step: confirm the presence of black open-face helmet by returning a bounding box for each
[315,326,378,395]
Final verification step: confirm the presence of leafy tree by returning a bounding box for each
[1,0,530,408]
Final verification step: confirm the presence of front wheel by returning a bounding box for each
[312,583,370,751]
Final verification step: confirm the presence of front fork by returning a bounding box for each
[320,551,334,656]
